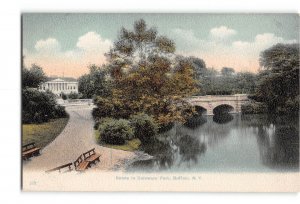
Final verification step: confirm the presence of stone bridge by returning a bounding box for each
[186,94,248,115]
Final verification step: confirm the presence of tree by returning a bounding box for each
[22,64,47,88]
[185,56,206,80]
[221,67,235,77]
[22,89,67,123]
[22,63,67,123]
[78,64,112,98]
[199,68,234,95]
[93,19,198,125]
[234,72,256,94]
[255,43,299,114]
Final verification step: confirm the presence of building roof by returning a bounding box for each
[47,77,78,83]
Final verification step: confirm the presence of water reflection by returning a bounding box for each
[176,135,206,166]
[256,123,299,170]
[128,114,299,172]
[184,115,207,129]
[213,113,234,124]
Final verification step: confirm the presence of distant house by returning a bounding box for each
[38,78,78,97]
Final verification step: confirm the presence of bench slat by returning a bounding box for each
[75,161,89,171]
[73,148,101,172]
[22,147,40,156]
[46,162,73,173]
[85,154,100,163]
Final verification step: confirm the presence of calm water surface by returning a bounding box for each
[128,114,299,172]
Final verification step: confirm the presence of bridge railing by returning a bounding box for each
[188,94,248,101]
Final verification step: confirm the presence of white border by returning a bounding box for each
[0,0,299,203]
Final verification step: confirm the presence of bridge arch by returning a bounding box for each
[194,105,208,115]
[186,94,248,115]
[212,104,235,115]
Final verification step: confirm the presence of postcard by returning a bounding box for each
[21,13,299,192]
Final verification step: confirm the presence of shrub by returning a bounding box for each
[130,113,158,144]
[68,92,80,99]
[53,105,68,118]
[98,118,134,145]
[61,92,68,100]
[241,101,268,114]
[22,88,67,123]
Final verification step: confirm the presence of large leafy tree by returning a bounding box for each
[22,64,47,88]
[94,19,198,125]
[255,43,299,114]
[78,64,112,99]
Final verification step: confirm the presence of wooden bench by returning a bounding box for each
[73,148,101,172]
[73,155,90,172]
[45,162,73,173]
[22,142,41,160]
[83,148,101,165]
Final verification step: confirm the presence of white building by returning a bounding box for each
[38,78,78,97]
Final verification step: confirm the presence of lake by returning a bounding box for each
[128,114,299,172]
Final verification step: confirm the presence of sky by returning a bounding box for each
[22,13,299,78]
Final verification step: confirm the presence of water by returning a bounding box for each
[128,114,299,172]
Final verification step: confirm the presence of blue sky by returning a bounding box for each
[22,13,299,77]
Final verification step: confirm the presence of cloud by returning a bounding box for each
[172,28,208,52]
[34,38,61,53]
[24,32,113,77]
[210,26,237,39]
[76,31,112,52]
[171,28,297,72]
[232,33,297,54]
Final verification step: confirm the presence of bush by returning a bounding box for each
[53,105,68,118]
[130,113,158,144]
[61,92,68,100]
[241,101,268,114]
[22,88,67,123]
[98,118,134,145]
[284,97,299,115]
[68,92,80,99]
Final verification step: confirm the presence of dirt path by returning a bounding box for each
[23,104,137,172]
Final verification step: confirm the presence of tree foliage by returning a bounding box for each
[22,63,67,123]
[254,43,299,114]
[22,88,67,123]
[93,19,198,125]
[78,64,112,99]
[22,64,47,88]
[195,66,256,95]
[221,67,235,76]
[130,113,158,144]
[98,118,134,145]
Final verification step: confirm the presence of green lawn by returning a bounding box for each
[22,117,69,148]
[94,130,141,152]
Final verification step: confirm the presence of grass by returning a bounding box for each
[22,117,69,149]
[94,130,141,152]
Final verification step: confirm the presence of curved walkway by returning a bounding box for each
[23,104,136,172]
